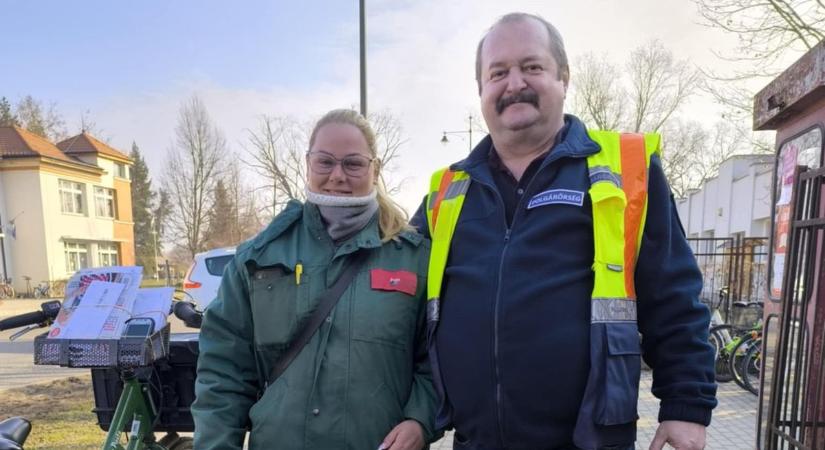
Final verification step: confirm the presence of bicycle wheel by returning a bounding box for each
[709,325,735,382]
[741,338,762,396]
[729,333,756,392]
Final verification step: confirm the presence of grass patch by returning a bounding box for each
[0,375,105,449]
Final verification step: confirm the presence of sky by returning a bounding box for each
[0,0,793,214]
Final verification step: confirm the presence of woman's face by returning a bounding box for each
[307,122,377,197]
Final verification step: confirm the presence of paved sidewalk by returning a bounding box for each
[431,369,757,449]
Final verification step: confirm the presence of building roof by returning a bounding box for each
[0,126,90,166]
[57,132,131,163]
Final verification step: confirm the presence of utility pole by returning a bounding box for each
[151,216,159,280]
[0,212,8,283]
[359,0,367,117]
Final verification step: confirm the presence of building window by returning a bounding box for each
[59,180,85,214]
[116,163,129,179]
[94,187,116,218]
[98,243,119,266]
[64,241,89,273]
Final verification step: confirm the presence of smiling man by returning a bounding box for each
[413,12,717,450]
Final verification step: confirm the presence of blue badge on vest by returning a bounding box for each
[527,189,584,209]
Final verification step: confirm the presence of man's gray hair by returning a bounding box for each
[474,12,569,90]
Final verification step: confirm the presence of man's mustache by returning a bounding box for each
[496,91,539,114]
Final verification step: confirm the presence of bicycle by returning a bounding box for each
[32,281,50,299]
[0,298,203,450]
[728,329,761,395]
[708,302,762,394]
[0,278,15,299]
[740,336,762,395]
[709,323,738,383]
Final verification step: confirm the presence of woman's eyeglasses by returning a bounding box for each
[307,151,375,177]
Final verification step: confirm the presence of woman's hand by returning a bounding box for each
[379,419,425,450]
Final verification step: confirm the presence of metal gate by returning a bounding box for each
[765,165,825,449]
[687,236,768,322]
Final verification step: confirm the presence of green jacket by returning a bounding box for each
[192,201,437,450]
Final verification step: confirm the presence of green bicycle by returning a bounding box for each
[709,320,762,395]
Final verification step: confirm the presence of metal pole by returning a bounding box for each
[0,213,8,283]
[151,217,159,280]
[359,0,367,117]
[468,115,473,151]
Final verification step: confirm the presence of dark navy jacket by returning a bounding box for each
[412,115,717,449]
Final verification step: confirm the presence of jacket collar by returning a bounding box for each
[303,201,383,253]
[450,114,600,182]
[246,200,382,269]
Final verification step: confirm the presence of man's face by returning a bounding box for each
[478,18,568,140]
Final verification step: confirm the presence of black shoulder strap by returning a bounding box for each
[266,250,370,385]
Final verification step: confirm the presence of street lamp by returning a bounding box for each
[441,115,479,152]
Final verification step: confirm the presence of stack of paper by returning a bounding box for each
[46,266,174,340]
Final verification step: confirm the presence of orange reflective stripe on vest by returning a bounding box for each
[619,133,647,299]
[429,169,456,232]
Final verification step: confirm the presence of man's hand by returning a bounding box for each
[379,419,425,450]
[649,420,706,449]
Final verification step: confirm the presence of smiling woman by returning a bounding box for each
[191,109,438,450]
[306,122,376,197]
[305,109,412,242]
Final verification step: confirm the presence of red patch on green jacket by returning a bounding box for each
[370,269,417,296]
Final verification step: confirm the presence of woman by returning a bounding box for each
[192,109,437,450]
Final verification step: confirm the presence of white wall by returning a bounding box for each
[1,167,48,290]
[675,155,774,239]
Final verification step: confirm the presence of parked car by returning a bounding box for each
[183,247,236,308]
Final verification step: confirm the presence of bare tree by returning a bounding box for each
[227,160,264,242]
[244,115,308,214]
[204,159,263,247]
[369,109,408,194]
[15,95,67,141]
[660,118,765,198]
[627,41,700,132]
[694,0,824,119]
[570,54,626,130]
[570,40,699,132]
[694,0,824,79]
[660,120,709,198]
[163,96,226,258]
[244,109,409,214]
[567,41,774,196]
[77,110,112,142]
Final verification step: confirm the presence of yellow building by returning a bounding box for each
[0,126,134,294]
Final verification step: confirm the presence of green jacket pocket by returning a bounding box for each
[249,264,310,348]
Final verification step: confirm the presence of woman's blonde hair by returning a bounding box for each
[308,109,413,242]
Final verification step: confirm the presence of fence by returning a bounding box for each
[687,236,768,323]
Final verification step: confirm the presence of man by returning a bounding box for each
[413,12,716,450]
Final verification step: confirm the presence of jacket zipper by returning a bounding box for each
[477,158,555,448]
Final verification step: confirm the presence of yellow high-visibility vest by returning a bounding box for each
[425,131,661,325]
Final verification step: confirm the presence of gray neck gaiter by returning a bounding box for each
[305,188,379,242]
